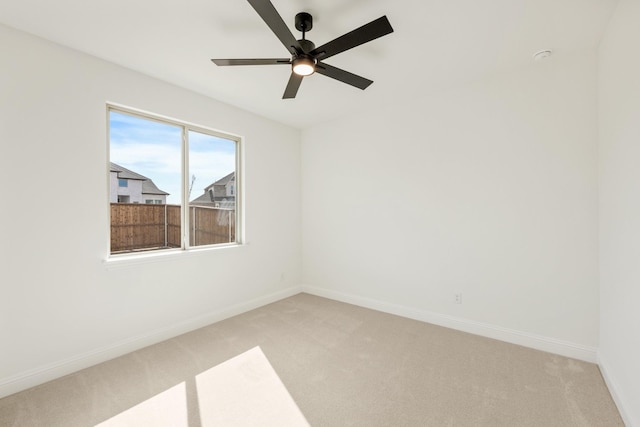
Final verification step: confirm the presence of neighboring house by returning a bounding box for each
[190,172,235,209]
[109,162,169,204]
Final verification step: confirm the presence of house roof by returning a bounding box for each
[190,194,235,210]
[204,172,235,192]
[192,172,235,204]
[142,179,169,196]
[110,162,169,196]
[190,193,212,205]
[110,162,147,181]
[215,171,235,185]
[190,190,233,204]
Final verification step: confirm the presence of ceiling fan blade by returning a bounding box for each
[315,63,373,90]
[309,16,393,61]
[247,0,302,56]
[211,58,291,66]
[283,72,303,99]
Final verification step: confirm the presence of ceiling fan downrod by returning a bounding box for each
[295,12,313,40]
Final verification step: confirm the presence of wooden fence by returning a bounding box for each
[190,205,235,246]
[110,203,235,253]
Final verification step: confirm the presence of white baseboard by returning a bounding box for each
[301,285,598,363]
[598,353,635,427]
[0,286,301,400]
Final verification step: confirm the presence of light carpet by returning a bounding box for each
[95,346,308,427]
[0,293,623,426]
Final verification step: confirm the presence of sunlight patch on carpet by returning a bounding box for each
[196,346,309,427]
[95,382,187,427]
[94,346,307,427]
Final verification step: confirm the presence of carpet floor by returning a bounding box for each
[0,293,623,426]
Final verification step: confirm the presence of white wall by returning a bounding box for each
[302,51,600,357]
[598,0,640,424]
[0,24,301,397]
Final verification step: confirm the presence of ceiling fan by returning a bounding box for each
[211,0,394,99]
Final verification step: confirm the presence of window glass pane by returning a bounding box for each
[188,130,237,247]
[109,111,182,254]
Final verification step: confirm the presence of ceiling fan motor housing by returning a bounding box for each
[297,39,315,53]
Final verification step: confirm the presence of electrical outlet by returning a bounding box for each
[454,293,462,304]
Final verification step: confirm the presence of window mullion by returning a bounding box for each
[182,127,189,250]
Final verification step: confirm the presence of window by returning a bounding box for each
[108,106,241,256]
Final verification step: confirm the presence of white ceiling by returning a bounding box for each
[0,0,618,129]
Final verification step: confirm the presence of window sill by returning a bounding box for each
[103,243,245,270]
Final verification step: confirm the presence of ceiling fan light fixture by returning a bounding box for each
[292,56,316,76]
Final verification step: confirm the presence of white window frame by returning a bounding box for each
[106,104,244,262]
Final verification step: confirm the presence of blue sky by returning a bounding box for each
[110,111,236,204]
